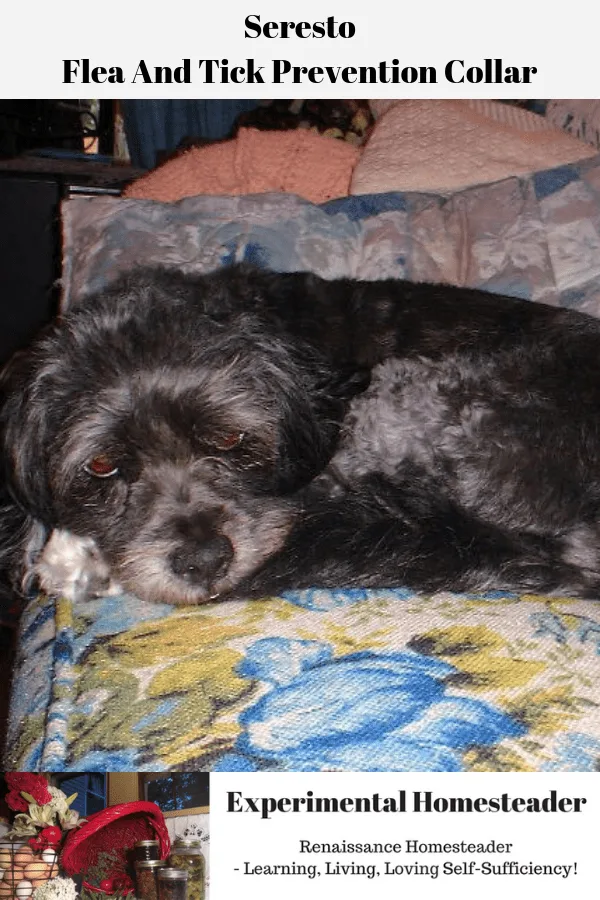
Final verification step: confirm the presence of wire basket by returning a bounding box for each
[60,802,170,894]
[0,840,60,899]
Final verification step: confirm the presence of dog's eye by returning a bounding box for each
[213,432,245,451]
[84,455,120,478]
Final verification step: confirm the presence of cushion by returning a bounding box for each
[62,156,600,314]
[7,589,600,772]
[351,100,597,195]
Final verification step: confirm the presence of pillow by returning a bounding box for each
[61,160,600,319]
[351,99,597,195]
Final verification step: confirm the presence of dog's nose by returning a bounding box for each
[170,534,234,586]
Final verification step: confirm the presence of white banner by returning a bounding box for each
[211,771,598,899]
[2,0,600,99]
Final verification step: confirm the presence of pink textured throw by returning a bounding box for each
[124,127,360,204]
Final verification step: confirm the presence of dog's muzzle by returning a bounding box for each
[169,535,234,588]
[168,511,234,589]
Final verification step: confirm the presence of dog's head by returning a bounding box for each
[1,268,347,603]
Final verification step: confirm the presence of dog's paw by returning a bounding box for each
[33,529,121,602]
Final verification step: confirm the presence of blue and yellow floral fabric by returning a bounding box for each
[6,588,600,771]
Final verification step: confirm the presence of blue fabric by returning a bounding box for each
[533,164,580,199]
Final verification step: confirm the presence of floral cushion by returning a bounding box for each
[6,589,600,771]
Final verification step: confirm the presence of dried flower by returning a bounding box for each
[99,875,134,894]
[5,777,83,848]
[45,789,81,832]
[80,850,133,900]
[5,790,29,813]
[32,878,78,900]
[29,826,64,850]
[5,774,52,807]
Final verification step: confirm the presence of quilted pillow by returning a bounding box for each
[351,99,596,194]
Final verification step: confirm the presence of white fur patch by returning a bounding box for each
[35,529,122,602]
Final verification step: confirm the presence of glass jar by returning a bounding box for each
[168,840,205,900]
[134,840,161,862]
[135,859,168,900]
[157,868,188,900]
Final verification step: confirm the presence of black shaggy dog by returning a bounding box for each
[2,263,600,606]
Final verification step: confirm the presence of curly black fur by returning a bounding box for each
[2,264,600,604]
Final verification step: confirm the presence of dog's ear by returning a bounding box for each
[266,347,365,494]
[1,345,56,520]
[0,485,47,602]
[274,396,336,493]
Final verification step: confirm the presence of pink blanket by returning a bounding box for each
[124,127,360,204]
